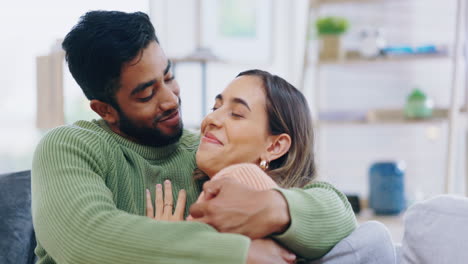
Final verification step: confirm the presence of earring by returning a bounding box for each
[259,160,269,170]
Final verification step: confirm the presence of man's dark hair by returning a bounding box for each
[62,11,158,108]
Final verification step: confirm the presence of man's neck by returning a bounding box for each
[105,120,143,145]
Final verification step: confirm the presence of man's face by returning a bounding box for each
[114,41,183,147]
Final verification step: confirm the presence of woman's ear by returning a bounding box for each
[264,133,292,162]
[90,100,119,124]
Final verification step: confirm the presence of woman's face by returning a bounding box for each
[196,75,272,177]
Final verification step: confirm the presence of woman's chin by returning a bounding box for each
[196,154,217,178]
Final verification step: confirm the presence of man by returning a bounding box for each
[32,10,356,263]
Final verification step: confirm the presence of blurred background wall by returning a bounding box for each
[0,0,466,201]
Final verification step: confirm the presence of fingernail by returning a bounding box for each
[146,189,149,194]
[156,184,162,188]
[165,180,170,184]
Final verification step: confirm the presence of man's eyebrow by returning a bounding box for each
[215,94,223,101]
[130,79,156,96]
[130,60,172,96]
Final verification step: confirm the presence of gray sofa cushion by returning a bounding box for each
[0,170,36,264]
[402,195,468,264]
[310,221,398,264]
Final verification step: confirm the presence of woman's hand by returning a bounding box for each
[247,238,296,264]
[146,180,186,221]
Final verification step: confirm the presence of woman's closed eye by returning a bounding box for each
[211,107,244,118]
[164,75,175,83]
[231,112,244,118]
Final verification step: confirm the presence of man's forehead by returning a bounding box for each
[121,43,169,77]
[126,41,167,68]
[117,42,172,97]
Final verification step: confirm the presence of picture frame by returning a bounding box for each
[201,0,274,64]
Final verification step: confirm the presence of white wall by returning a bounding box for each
[1,0,466,200]
[0,0,148,173]
[149,0,309,128]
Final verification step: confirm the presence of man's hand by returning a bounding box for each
[188,178,291,239]
[247,239,296,264]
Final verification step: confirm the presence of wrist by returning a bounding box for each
[267,189,291,235]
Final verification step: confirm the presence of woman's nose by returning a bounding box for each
[204,111,223,128]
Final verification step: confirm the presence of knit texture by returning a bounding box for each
[32,119,357,263]
[187,163,358,259]
[197,163,278,202]
[186,163,278,220]
[274,183,357,258]
[32,120,249,264]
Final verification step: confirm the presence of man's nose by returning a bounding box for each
[159,85,179,111]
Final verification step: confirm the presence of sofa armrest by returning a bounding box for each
[309,221,397,264]
[402,195,468,264]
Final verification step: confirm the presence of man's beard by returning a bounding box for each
[117,105,183,148]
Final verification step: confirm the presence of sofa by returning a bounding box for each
[0,170,37,264]
[1,170,467,264]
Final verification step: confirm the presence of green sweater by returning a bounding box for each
[32,119,357,264]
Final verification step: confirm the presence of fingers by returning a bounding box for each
[186,215,213,228]
[155,184,163,219]
[150,180,185,222]
[188,202,206,219]
[202,178,227,200]
[270,239,296,264]
[163,180,174,220]
[146,189,154,218]
[280,249,296,263]
[174,189,187,220]
[164,180,174,207]
[189,178,233,220]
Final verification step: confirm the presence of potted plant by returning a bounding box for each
[404,88,434,119]
[315,16,349,60]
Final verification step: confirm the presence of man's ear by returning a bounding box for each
[90,100,119,124]
[263,133,292,163]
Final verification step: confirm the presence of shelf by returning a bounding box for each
[170,47,221,64]
[317,53,451,66]
[315,0,401,4]
[318,108,453,126]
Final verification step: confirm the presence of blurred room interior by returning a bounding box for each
[1,0,467,243]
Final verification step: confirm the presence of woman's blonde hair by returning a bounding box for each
[236,69,316,188]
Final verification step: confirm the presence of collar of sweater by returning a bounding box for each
[96,119,179,160]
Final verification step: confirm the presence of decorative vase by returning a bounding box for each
[359,28,386,59]
[319,35,343,61]
[404,89,434,119]
[369,161,406,215]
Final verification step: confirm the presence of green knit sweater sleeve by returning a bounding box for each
[272,182,357,260]
[32,127,250,264]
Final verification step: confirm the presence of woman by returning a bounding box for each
[196,69,314,188]
[146,70,356,261]
[147,69,316,220]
